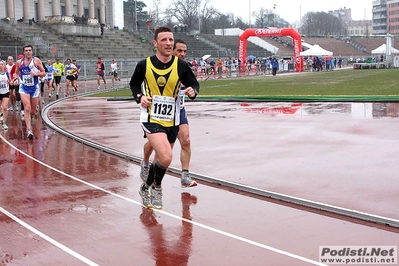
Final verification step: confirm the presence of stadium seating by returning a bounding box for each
[3,19,395,63]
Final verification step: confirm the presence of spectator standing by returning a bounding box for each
[271,57,279,76]
[338,58,343,68]
[136,19,140,31]
[146,20,151,31]
[217,58,223,77]
[100,23,105,36]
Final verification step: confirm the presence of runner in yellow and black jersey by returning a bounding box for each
[130,26,199,210]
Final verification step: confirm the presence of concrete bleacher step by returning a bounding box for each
[301,37,367,57]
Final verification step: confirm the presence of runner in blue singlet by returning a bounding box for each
[13,45,46,140]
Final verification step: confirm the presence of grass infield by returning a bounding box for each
[95,68,399,102]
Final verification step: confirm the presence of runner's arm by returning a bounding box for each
[130,60,146,104]
[34,58,46,77]
[179,59,199,100]
[13,61,20,83]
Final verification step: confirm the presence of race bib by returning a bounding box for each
[55,69,61,74]
[179,88,185,108]
[0,81,7,89]
[0,81,7,94]
[22,75,34,86]
[46,72,53,78]
[150,95,175,121]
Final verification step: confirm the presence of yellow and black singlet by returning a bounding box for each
[142,56,181,127]
[130,55,200,127]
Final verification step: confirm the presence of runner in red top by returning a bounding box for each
[96,57,106,90]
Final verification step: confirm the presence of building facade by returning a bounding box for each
[0,0,124,29]
[347,20,373,36]
[387,0,399,34]
[329,7,352,24]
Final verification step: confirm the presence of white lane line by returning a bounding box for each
[0,135,327,265]
[0,206,99,266]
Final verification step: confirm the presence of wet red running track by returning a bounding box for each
[1,80,399,266]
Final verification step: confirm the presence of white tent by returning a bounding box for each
[300,44,333,56]
[371,44,399,54]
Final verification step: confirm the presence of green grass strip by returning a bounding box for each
[95,68,399,102]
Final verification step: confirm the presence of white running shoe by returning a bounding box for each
[27,129,34,140]
[150,186,163,210]
[181,171,198,187]
[139,183,151,208]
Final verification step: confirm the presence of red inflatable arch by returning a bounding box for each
[238,28,303,72]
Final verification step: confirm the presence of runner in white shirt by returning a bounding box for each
[0,60,11,130]
[6,56,17,111]
[110,59,120,89]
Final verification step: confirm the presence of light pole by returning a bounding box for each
[134,0,137,31]
[249,0,251,27]
[273,4,276,27]
[198,5,201,34]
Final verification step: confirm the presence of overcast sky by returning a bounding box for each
[211,0,373,24]
[146,0,373,24]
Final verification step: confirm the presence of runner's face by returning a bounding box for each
[173,43,187,60]
[23,47,33,59]
[7,57,13,65]
[0,61,5,72]
[154,32,174,57]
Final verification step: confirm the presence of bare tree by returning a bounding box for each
[200,7,222,33]
[301,11,345,36]
[164,0,201,32]
[291,21,300,31]
[148,0,161,27]
[212,14,233,30]
[252,8,272,28]
[234,17,250,29]
[211,12,249,30]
